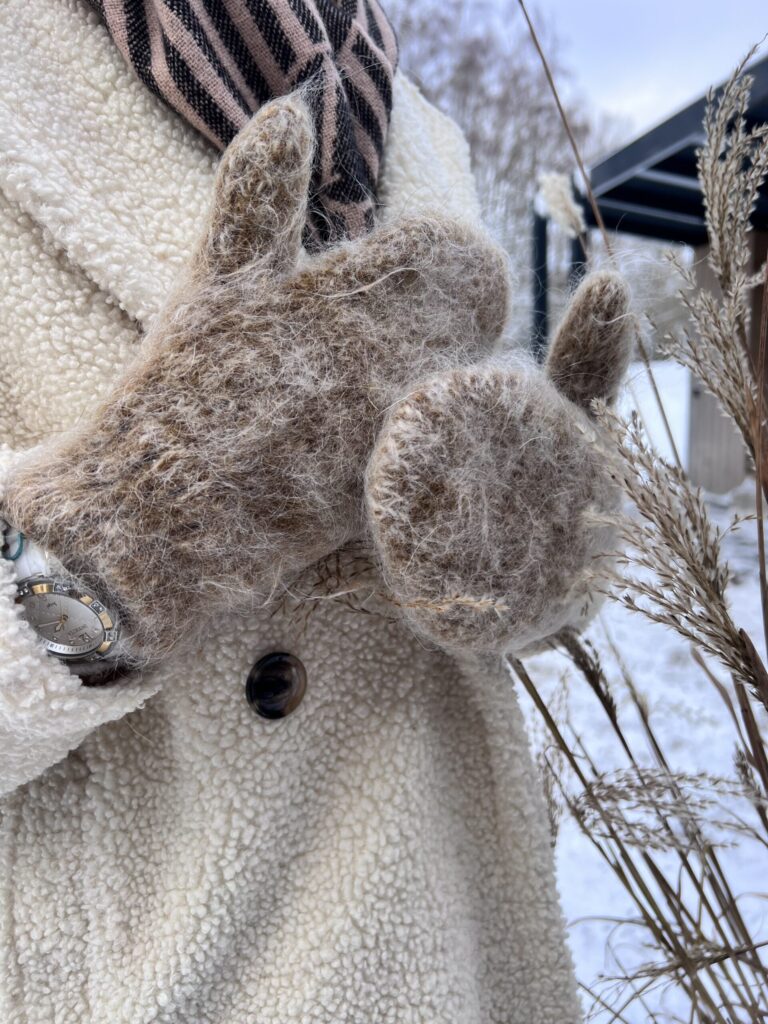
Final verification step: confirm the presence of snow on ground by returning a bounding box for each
[619,358,691,465]
[513,362,766,1020]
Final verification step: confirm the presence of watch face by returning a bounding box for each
[16,578,119,660]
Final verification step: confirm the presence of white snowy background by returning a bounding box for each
[515,361,766,1020]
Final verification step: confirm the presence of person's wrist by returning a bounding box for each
[1,516,135,684]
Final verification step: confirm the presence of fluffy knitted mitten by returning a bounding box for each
[365,271,634,658]
[1,95,509,668]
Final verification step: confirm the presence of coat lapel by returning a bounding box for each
[0,0,218,328]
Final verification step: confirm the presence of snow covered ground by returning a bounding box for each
[619,358,691,467]
[513,362,766,1020]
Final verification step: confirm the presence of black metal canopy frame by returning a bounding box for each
[531,54,768,354]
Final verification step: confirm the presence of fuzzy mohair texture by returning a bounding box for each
[366,271,634,657]
[2,92,633,669]
[1,95,509,667]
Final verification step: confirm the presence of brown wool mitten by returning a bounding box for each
[365,271,634,658]
[1,95,510,668]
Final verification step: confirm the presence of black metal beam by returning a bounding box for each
[635,168,701,192]
[587,54,768,201]
[568,234,588,290]
[589,132,705,198]
[601,169,768,228]
[531,210,548,360]
[579,194,708,246]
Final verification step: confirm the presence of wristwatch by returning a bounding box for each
[1,518,124,682]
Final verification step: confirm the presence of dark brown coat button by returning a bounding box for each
[246,652,307,719]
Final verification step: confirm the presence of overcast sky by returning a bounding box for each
[527,1,767,142]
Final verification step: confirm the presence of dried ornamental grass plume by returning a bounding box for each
[698,55,768,306]
[596,405,766,706]
[571,768,767,852]
[535,170,587,238]
[664,51,768,471]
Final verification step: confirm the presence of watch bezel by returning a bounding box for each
[15,574,120,662]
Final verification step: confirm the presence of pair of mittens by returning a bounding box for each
[1,96,507,668]
[2,94,632,671]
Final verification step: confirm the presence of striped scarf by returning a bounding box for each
[89,0,399,247]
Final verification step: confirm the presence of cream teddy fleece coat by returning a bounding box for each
[0,1,581,1020]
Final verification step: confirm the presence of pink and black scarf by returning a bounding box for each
[89,0,399,247]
